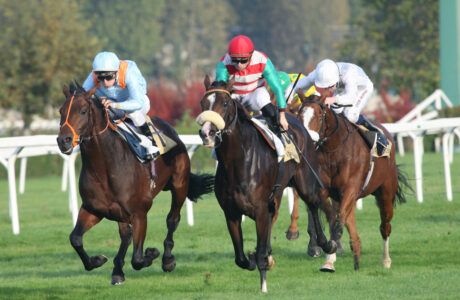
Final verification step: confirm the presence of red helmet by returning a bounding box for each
[228,35,254,57]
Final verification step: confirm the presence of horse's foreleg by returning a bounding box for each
[111,222,132,285]
[255,211,271,293]
[307,202,337,255]
[306,206,322,257]
[162,189,186,272]
[286,190,300,241]
[69,207,107,271]
[340,197,361,270]
[131,213,159,270]
[225,213,255,271]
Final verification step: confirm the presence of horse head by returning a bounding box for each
[57,82,105,154]
[296,93,329,143]
[196,75,239,147]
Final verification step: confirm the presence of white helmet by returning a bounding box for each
[92,52,120,72]
[314,59,339,88]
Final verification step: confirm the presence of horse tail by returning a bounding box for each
[394,164,414,206]
[187,173,215,202]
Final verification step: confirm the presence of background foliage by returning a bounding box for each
[0,0,441,133]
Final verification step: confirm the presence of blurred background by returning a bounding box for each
[1,0,454,133]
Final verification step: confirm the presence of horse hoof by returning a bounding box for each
[382,258,391,269]
[89,255,108,269]
[307,246,322,258]
[111,275,125,285]
[319,261,335,272]
[286,230,299,241]
[247,252,257,271]
[145,248,160,261]
[268,255,275,270]
[162,255,176,272]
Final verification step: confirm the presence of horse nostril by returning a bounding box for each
[209,130,216,137]
[65,136,72,144]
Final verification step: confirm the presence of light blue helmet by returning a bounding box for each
[92,52,120,72]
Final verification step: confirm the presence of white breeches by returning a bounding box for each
[128,95,151,126]
[234,87,271,112]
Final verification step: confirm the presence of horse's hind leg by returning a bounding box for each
[69,207,108,271]
[131,213,160,270]
[111,222,133,285]
[162,188,186,272]
[376,185,395,269]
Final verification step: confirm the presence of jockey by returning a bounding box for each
[82,51,159,158]
[216,35,288,136]
[285,59,389,156]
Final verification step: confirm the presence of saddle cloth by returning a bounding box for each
[250,117,300,163]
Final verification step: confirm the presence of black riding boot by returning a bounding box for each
[261,103,282,138]
[357,115,388,156]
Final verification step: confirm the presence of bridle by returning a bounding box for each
[203,88,239,147]
[60,91,117,147]
[301,99,352,152]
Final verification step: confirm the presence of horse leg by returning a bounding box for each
[376,185,395,268]
[306,206,322,257]
[162,187,186,272]
[255,209,271,293]
[131,213,160,270]
[111,222,133,285]
[69,207,108,271]
[286,190,300,241]
[225,212,256,271]
[340,194,361,270]
[306,201,337,255]
[330,200,345,253]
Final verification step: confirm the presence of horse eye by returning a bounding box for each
[81,109,87,115]
[223,101,228,108]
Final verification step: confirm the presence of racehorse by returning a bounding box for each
[296,92,410,271]
[56,83,214,285]
[196,76,336,292]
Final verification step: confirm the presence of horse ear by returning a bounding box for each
[226,76,235,91]
[204,74,211,90]
[85,87,97,99]
[63,86,71,97]
[297,91,307,102]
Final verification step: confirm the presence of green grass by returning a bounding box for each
[0,153,459,299]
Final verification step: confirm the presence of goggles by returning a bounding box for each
[231,57,250,64]
[96,72,116,81]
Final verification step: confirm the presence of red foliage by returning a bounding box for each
[147,78,206,125]
[367,81,416,123]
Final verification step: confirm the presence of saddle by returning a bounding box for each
[251,116,300,163]
[356,124,392,158]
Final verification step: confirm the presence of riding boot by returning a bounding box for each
[357,115,389,156]
[139,123,153,141]
[261,103,282,138]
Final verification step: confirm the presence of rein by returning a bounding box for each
[61,92,117,147]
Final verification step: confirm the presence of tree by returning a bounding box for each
[77,0,165,79]
[231,0,350,72]
[339,0,439,101]
[0,0,101,132]
[158,0,235,81]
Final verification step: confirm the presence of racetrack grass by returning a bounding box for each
[0,153,459,299]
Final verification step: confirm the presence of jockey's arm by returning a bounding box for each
[336,76,359,106]
[284,71,315,103]
[82,72,95,92]
[115,77,145,112]
[216,61,229,82]
[263,59,288,130]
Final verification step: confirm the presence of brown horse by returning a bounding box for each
[196,76,336,292]
[56,83,214,285]
[296,92,410,271]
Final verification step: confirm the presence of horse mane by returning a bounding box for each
[68,80,104,110]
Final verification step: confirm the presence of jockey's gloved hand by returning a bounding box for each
[108,107,126,121]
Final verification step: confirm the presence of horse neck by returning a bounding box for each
[80,109,129,170]
[319,110,350,149]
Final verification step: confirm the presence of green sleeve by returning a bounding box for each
[263,58,286,109]
[216,61,229,82]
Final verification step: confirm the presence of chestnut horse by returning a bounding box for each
[296,93,410,271]
[57,83,214,285]
[196,76,336,292]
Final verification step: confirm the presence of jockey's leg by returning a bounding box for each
[357,115,389,156]
[261,103,281,137]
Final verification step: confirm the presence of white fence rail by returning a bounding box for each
[2,119,460,235]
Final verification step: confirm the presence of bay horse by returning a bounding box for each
[196,76,336,292]
[56,83,214,285]
[296,92,410,271]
